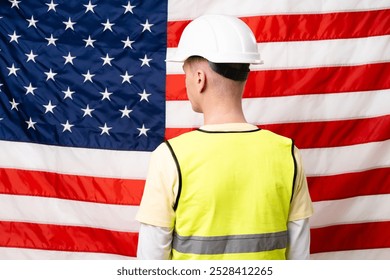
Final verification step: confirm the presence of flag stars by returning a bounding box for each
[26,117,37,130]
[82,70,95,83]
[61,121,74,132]
[9,98,19,111]
[46,0,58,12]
[101,54,114,66]
[138,89,151,102]
[84,0,96,13]
[63,17,76,31]
[122,36,135,49]
[81,105,94,117]
[123,1,136,14]
[139,54,152,67]
[45,34,58,46]
[63,52,76,65]
[44,69,57,81]
[26,50,38,63]
[9,0,20,9]
[119,106,132,118]
[100,88,113,101]
[7,64,20,76]
[27,16,39,28]
[137,124,150,137]
[99,123,112,135]
[141,19,154,32]
[120,71,133,84]
[83,36,96,48]
[24,83,37,95]
[101,19,115,32]
[43,101,56,114]
[63,87,75,99]
[8,31,21,43]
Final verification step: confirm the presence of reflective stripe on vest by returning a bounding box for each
[173,231,288,255]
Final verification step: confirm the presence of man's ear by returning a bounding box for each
[196,69,206,93]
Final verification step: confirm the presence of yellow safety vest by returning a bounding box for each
[166,128,296,260]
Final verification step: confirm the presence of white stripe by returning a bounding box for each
[0,140,150,179]
[166,89,390,127]
[0,248,133,260]
[310,194,390,228]
[168,0,390,20]
[167,35,390,73]
[302,140,390,176]
[310,248,390,260]
[0,194,140,232]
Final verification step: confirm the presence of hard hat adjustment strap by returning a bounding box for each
[208,62,249,81]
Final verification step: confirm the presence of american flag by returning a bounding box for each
[0,0,389,259]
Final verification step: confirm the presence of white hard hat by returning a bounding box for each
[167,14,262,64]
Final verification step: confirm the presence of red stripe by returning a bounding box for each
[165,128,196,140]
[165,115,390,149]
[167,62,390,100]
[0,221,138,257]
[0,168,145,205]
[261,115,390,149]
[168,9,390,47]
[310,221,390,254]
[308,168,390,202]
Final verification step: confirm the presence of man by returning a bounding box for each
[136,14,313,260]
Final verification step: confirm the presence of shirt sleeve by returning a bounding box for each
[137,223,173,260]
[136,143,178,228]
[286,218,311,260]
[288,146,314,221]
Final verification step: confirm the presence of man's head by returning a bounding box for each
[168,15,262,119]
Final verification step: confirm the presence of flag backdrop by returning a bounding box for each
[0,0,389,260]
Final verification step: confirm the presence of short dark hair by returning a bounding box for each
[186,56,249,81]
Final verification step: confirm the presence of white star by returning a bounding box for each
[101,19,115,32]
[62,87,75,99]
[139,54,152,67]
[7,63,20,76]
[63,52,76,65]
[8,31,21,43]
[138,89,151,102]
[120,71,133,84]
[100,88,113,101]
[123,1,136,14]
[63,17,76,30]
[82,70,95,83]
[119,106,132,118]
[9,98,19,111]
[101,53,114,66]
[26,117,37,130]
[43,101,56,114]
[27,16,39,28]
[121,36,135,49]
[83,35,96,48]
[81,104,94,117]
[44,69,57,81]
[9,0,21,9]
[25,50,38,63]
[45,34,58,46]
[141,19,154,33]
[0,83,3,92]
[24,83,37,95]
[61,120,74,132]
[99,123,112,135]
[46,0,58,12]
[83,0,96,13]
[137,124,150,137]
